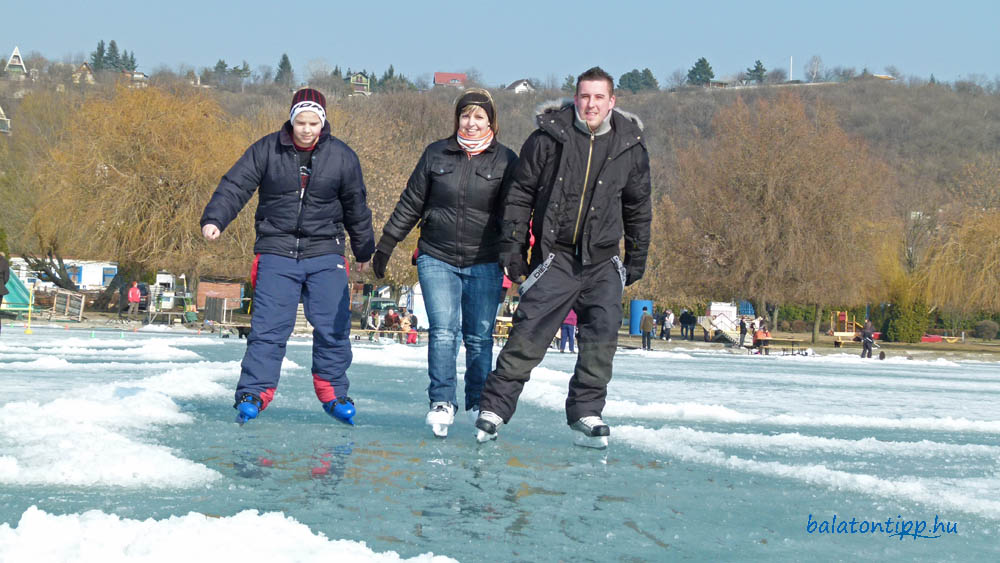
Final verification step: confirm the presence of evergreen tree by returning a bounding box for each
[640,68,659,91]
[618,69,642,93]
[275,53,294,87]
[90,40,106,72]
[620,68,660,93]
[213,59,229,83]
[687,57,714,86]
[746,60,766,84]
[562,74,576,93]
[105,40,121,71]
[332,65,342,79]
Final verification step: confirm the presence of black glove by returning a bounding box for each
[625,265,643,286]
[500,246,529,282]
[371,236,396,279]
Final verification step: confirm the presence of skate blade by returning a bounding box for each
[573,433,609,449]
[476,429,498,443]
[430,423,449,438]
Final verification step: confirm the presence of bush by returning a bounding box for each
[778,320,791,332]
[974,320,999,340]
[791,319,810,333]
[884,302,930,343]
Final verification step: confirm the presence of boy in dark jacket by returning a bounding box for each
[201,88,374,425]
[475,67,652,448]
[0,251,9,335]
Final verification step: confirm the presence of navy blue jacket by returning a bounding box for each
[201,122,375,262]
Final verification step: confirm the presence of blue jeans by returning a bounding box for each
[560,324,575,352]
[417,254,502,411]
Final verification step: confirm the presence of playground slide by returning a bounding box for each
[1,274,38,311]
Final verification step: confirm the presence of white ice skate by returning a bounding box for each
[475,411,503,443]
[570,416,610,449]
[426,402,456,438]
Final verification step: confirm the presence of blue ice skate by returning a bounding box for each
[234,393,262,425]
[323,397,356,425]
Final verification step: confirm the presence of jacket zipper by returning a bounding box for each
[293,148,308,258]
[455,156,473,266]
[572,133,595,247]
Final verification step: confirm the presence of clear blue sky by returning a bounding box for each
[7,0,999,86]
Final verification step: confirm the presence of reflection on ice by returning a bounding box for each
[1,326,999,560]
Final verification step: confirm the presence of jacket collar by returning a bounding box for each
[535,100,646,157]
[279,121,332,148]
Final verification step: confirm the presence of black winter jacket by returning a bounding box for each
[200,122,375,262]
[501,101,651,278]
[0,255,9,297]
[381,136,517,267]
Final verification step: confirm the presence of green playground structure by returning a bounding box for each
[2,274,43,317]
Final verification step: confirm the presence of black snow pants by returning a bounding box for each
[479,251,624,424]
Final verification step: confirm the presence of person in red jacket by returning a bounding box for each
[127,281,141,320]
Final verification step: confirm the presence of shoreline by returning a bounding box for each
[5,311,999,362]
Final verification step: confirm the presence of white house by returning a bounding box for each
[8,258,118,290]
[505,79,535,94]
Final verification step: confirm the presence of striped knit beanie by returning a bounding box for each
[289,88,327,126]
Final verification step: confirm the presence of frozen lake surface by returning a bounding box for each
[1,325,999,561]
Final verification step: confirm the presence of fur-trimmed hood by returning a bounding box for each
[533,98,645,155]
[534,97,645,132]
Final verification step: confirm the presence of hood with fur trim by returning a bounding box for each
[533,98,645,155]
[534,97,644,132]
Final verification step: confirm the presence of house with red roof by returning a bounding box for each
[433,72,467,88]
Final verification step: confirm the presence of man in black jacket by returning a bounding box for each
[201,88,374,426]
[0,251,9,335]
[475,67,652,448]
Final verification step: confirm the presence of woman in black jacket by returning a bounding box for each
[372,89,517,438]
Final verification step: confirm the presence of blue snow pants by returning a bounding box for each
[234,253,353,409]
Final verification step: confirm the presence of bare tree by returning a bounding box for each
[30,85,260,281]
[804,55,824,83]
[665,69,688,89]
[669,93,897,341]
[765,68,787,84]
[921,210,1000,313]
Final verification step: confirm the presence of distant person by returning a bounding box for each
[371,88,516,438]
[406,311,419,345]
[0,251,9,335]
[400,313,412,343]
[861,319,875,359]
[560,309,577,353]
[200,87,375,426]
[660,309,674,341]
[366,310,380,341]
[475,66,652,449]
[127,281,141,320]
[639,306,655,350]
[685,310,697,341]
[739,317,748,348]
[382,307,401,341]
[678,309,690,340]
[753,324,771,349]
